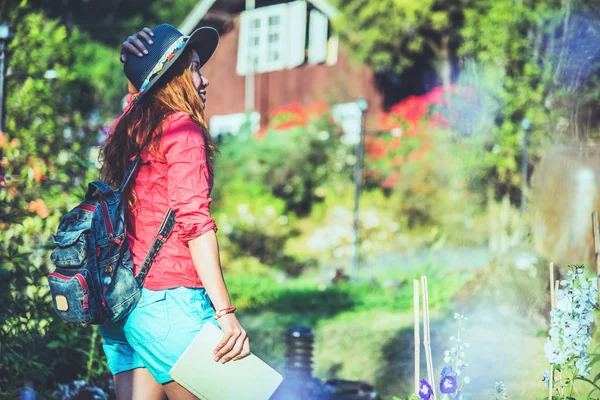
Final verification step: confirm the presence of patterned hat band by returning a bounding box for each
[136,35,190,98]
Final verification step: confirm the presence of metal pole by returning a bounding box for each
[352,98,368,279]
[0,23,13,133]
[244,0,255,113]
[0,39,6,132]
[520,118,531,213]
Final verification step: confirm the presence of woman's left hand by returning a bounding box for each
[214,313,251,364]
[120,27,155,63]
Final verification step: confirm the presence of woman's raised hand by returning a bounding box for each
[214,314,251,364]
[120,27,155,63]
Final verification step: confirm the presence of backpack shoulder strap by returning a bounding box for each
[135,208,177,286]
[119,155,141,193]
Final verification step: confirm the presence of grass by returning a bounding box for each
[226,259,582,399]
[227,264,472,399]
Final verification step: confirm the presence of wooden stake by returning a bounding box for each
[593,211,600,303]
[549,366,553,400]
[549,262,555,307]
[554,279,561,397]
[421,276,436,400]
[414,280,420,395]
[548,266,555,400]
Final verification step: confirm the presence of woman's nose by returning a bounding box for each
[201,74,210,88]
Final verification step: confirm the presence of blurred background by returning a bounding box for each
[2,0,600,398]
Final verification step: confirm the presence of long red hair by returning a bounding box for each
[100,49,216,197]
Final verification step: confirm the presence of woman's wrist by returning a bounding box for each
[214,306,236,320]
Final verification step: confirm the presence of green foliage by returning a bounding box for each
[1,10,110,397]
[330,0,461,76]
[214,112,352,216]
[211,112,353,275]
[9,0,198,46]
[335,0,600,203]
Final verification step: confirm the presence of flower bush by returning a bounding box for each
[1,8,123,396]
[365,85,457,191]
[395,313,509,400]
[209,106,354,275]
[301,189,401,267]
[436,313,471,400]
[263,101,330,133]
[544,264,600,399]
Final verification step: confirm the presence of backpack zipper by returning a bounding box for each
[48,272,89,309]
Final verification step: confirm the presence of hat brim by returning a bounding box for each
[187,26,219,68]
[137,26,219,101]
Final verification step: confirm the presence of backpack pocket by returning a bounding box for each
[50,231,88,267]
[48,269,94,324]
[50,207,93,268]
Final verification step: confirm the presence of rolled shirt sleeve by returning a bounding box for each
[162,115,217,243]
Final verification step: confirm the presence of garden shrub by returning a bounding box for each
[211,105,354,275]
[1,10,117,397]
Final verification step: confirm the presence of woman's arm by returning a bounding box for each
[187,230,230,310]
[188,231,251,363]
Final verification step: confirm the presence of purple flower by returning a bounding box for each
[440,374,457,394]
[419,379,433,400]
[441,365,457,378]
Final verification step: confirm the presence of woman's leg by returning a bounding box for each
[114,367,167,400]
[162,381,199,399]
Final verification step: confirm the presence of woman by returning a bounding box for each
[100,24,250,400]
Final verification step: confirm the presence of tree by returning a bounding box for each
[330,0,472,95]
[456,0,600,199]
[4,0,199,46]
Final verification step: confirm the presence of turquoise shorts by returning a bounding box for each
[99,286,220,384]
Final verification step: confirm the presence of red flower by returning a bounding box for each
[267,101,329,131]
[390,95,429,124]
[365,137,387,160]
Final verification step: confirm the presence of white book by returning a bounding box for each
[169,322,283,400]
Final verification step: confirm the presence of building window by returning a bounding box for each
[308,9,328,65]
[237,1,308,75]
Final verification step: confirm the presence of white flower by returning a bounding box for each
[463,376,470,384]
[542,370,550,388]
[544,339,566,364]
[576,355,591,377]
[556,293,573,313]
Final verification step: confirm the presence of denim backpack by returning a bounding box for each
[48,156,175,324]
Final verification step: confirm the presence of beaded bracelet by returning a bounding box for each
[214,306,237,320]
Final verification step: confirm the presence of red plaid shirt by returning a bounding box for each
[116,108,217,290]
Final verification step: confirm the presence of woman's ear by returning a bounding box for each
[128,80,137,94]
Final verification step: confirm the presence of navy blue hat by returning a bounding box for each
[124,24,219,100]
